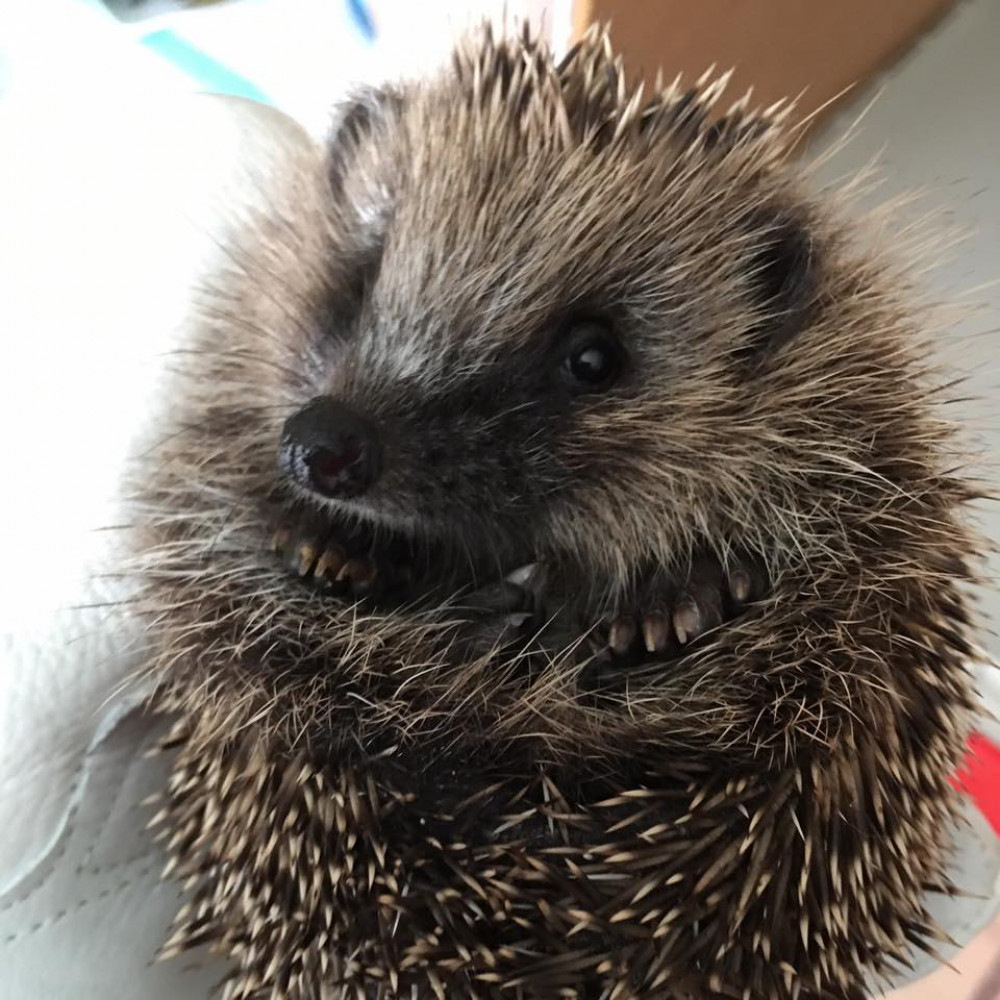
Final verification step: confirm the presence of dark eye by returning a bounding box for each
[560,321,622,392]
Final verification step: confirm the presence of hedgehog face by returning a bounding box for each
[169,27,952,697]
[270,72,818,596]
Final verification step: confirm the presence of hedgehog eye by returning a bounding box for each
[560,321,622,392]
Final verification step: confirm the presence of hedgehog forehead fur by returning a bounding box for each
[136,21,985,1000]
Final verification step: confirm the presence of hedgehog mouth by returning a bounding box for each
[267,501,769,673]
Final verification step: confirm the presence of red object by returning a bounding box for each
[952,733,1000,837]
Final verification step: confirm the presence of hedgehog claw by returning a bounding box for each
[641,612,671,653]
[336,555,378,593]
[287,537,322,577]
[729,569,751,604]
[600,549,767,670]
[672,600,702,645]
[608,616,637,655]
[314,544,347,585]
[725,558,766,608]
[271,524,293,553]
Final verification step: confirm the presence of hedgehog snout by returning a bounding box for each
[278,396,381,499]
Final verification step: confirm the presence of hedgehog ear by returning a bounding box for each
[327,86,401,196]
[741,212,816,357]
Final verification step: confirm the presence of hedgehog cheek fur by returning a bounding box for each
[133,21,984,1000]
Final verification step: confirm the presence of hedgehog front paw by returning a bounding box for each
[604,551,767,662]
[270,514,410,600]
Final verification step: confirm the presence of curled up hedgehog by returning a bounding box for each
[130,22,987,1000]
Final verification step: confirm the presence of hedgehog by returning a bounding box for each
[129,22,986,1000]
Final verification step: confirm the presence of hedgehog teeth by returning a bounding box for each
[505,562,537,586]
[505,561,548,603]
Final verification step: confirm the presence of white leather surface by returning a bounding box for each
[0,711,224,998]
[1,12,999,999]
[0,87,317,1000]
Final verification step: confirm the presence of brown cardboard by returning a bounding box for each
[570,0,959,132]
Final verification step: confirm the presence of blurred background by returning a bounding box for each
[0,1,998,998]
[0,0,967,134]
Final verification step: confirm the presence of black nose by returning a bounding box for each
[278,397,381,499]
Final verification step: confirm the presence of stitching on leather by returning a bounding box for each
[0,716,162,916]
[73,737,143,874]
[0,754,88,915]
[75,845,157,880]
[1,860,160,946]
